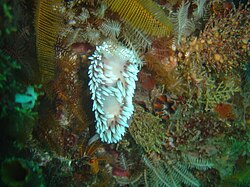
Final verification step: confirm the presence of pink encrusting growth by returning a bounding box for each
[88,41,141,143]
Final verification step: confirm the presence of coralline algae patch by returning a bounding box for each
[88,41,141,143]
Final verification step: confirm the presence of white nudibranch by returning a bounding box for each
[88,41,141,144]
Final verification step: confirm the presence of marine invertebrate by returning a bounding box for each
[34,0,63,83]
[153,94,180,120]
[103,0,173,37]
[81,141,110,175]
[138,69,156,91]
[165,113,226,152]
[83,27,101,45]
[145,36,175,69]
[193,0,207,20]
[88,41,141,143]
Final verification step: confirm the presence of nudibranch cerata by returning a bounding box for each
[88,41,141,143]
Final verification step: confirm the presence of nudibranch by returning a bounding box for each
[88,41,141,143]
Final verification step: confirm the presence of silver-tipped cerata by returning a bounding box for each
[88,41,141,143]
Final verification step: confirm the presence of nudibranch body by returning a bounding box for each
[88,41,141,143]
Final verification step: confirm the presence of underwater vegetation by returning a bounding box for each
[129,105,165,153]
[0,0,250,186]
[0,50,42,149]
[143,153,213,187]
[0,0,16,36]
[1,158,45,187]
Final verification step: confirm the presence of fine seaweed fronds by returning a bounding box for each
[103,0,173,37]
[165,112,227,152]
[193,0,208,20]
[182,154,213,171]
[82,27,101,45]
[171,1,195,45]
[34,0,63,83]
[51,48,89,132]
[143,155,173,186]
[99,19,121,39]
[129,105,166,153]
[143,153,211,187]
[200,77,241,111]
[121,24,152,52]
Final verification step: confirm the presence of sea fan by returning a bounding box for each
[88,41,141,143]
[103,0,173,37]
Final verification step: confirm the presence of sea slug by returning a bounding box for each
[88,41,141,143]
